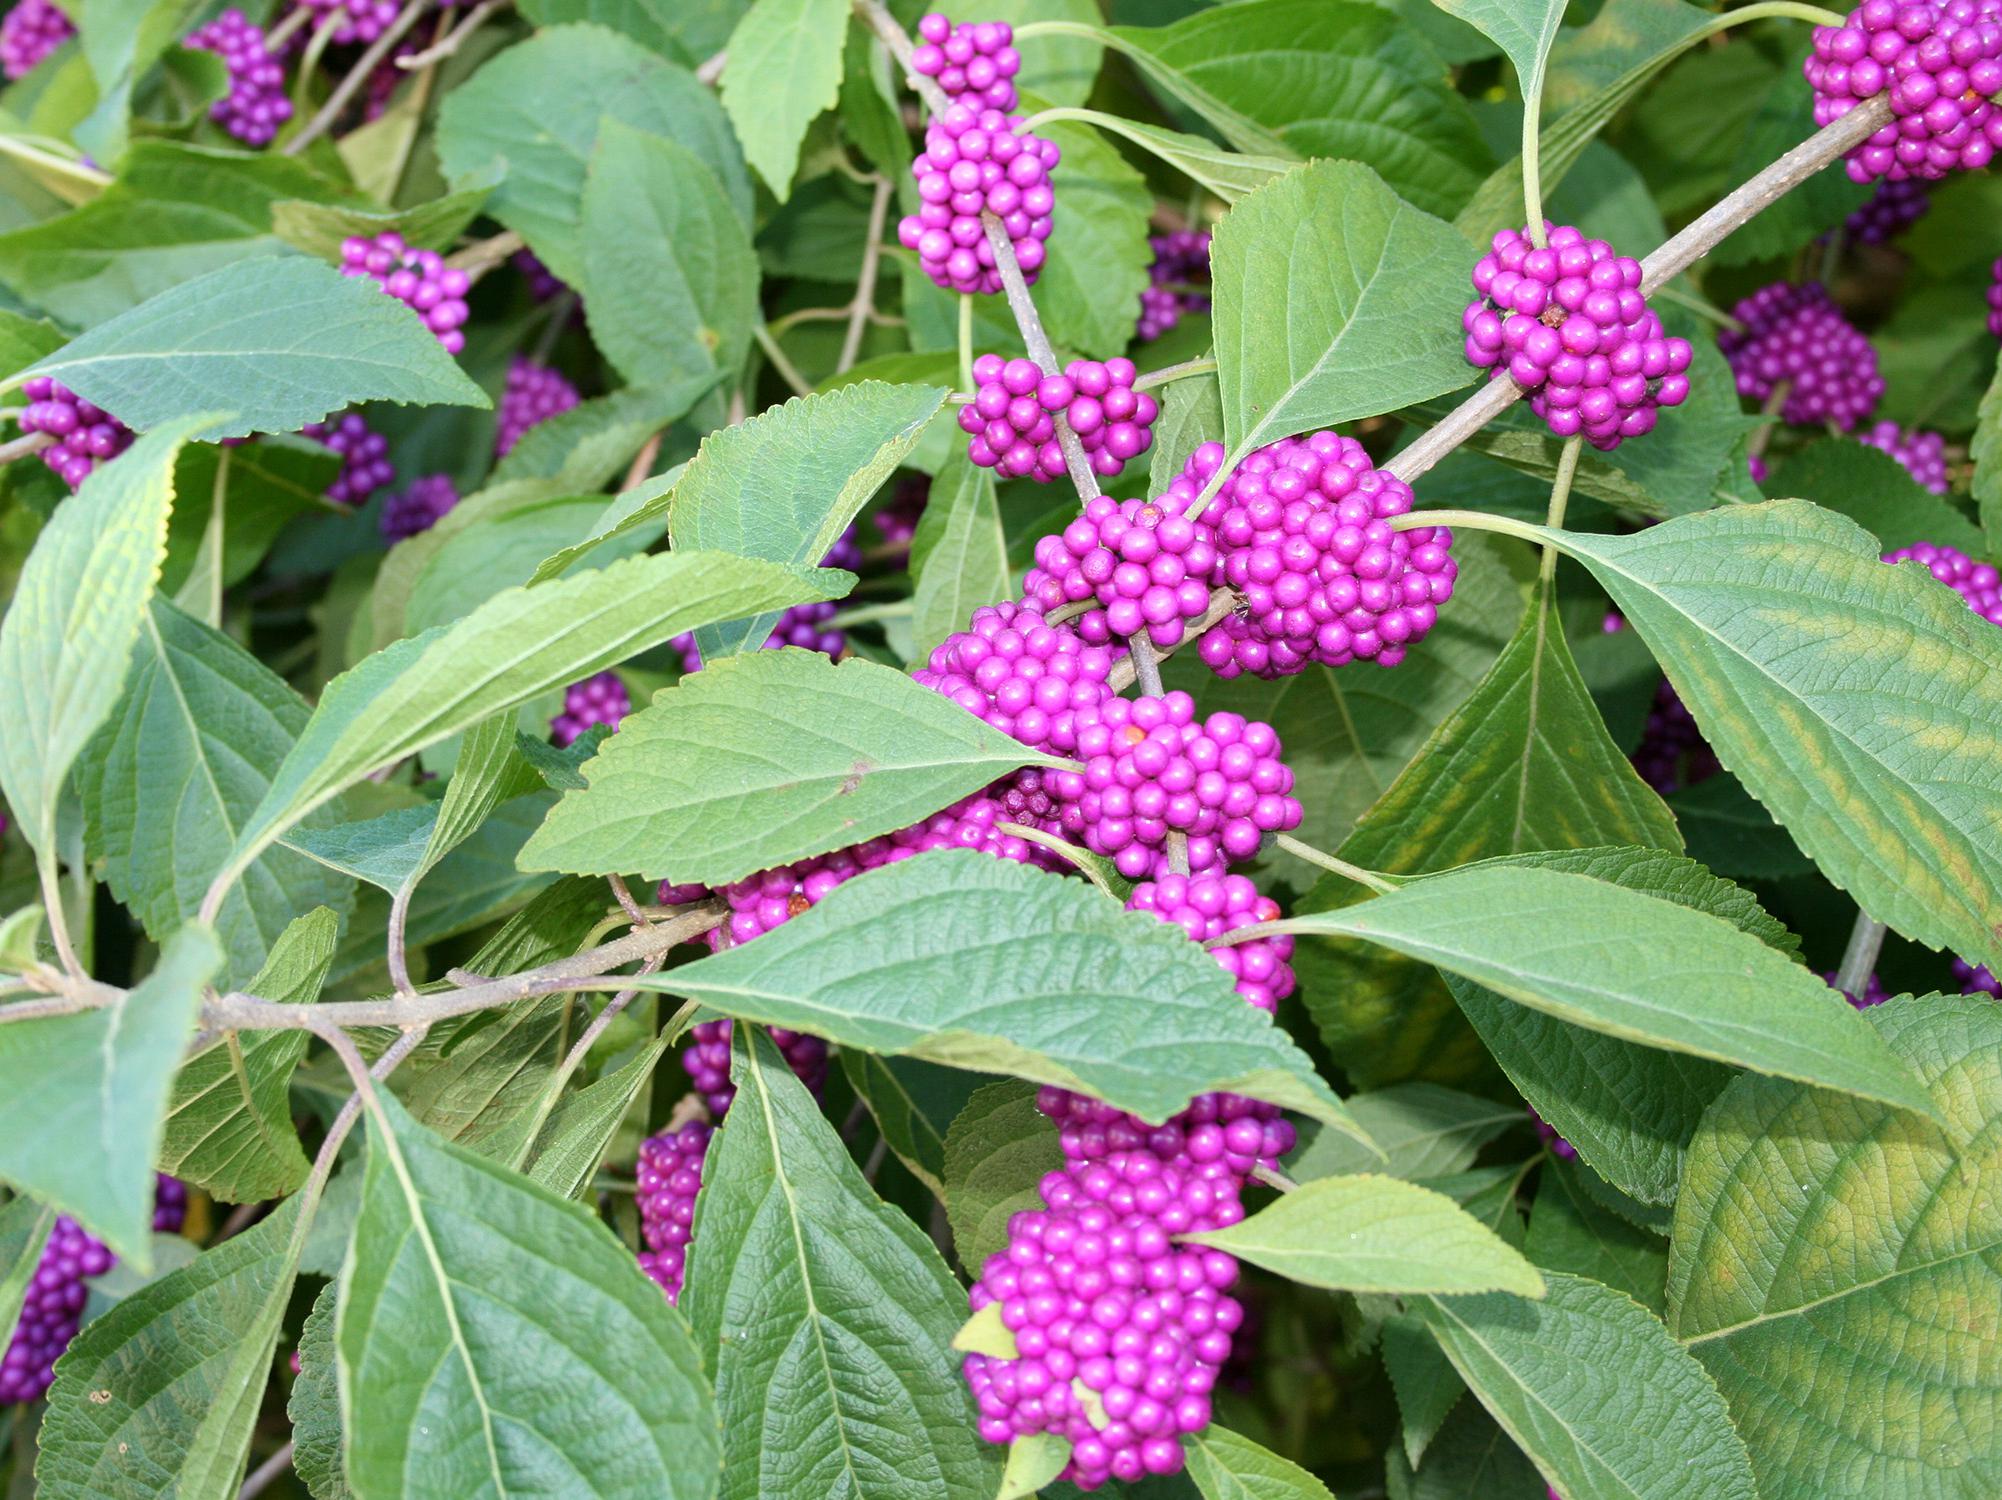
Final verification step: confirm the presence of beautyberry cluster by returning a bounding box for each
[914,599,1118,751]
[1805,0,2002,182]
[1023,493,1213,650]
[289,0,400,47]
[1189,434,1458,677]
[874,475,929,551]
[1882,539,2002,623]
[186,10,291,146]
[378,473,458,541]
[303,412,395,506]
[20,378,133,489]
[1719,282,1885,430]
[1955,957,2001,996]
[1125,874,1294,1015]
[674,528,863,671]
[912,14,1021,110]
[680,1020,828,1117]
[495,357,580,457]
[898,103,1059,295]
[0,0,71,80]
[1630,676,1720,796]
[549,671,629,748]
[635,1119,710,1305]
[1137,230,1211,341]
[339,233,472,354]
[1530,1109,1578,1160]
[961,355,1158,483]
[1859,420,1950,491]
[1843,177,1932,241]
[1463,224,1693,449]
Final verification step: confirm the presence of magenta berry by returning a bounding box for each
[1464,224,1693,449]
[1126,873,1295,1015]
[1022,494,1214,652]
[1137,230,1211,341]
[1805,1,2002,183]
[339,232,471,354]
[1824,968,1890,1008]
[550,671,630,747]
[19,377,133,490]
[303,411,395,507]
[1843,178,1932,241]
[962,354,1157,483]
[1990,256,2002,337]
[1954,957,2001,996]
[495,357,580,457]
[1748,453,1769,485]
[1183,434,1457,679]
[897,102,1059,296]
[636,1118,711,1304]
[153,1173,188,1234]
[875,474,929,551]
[1881,539,2002,624]
[1858,420,1950,491]
[0,0,72,79]
[915,600,1118,754]
[1718,282,1884,430]
[680,1020,829,1117]
[185,10,291,146]
[288,0,400,47]
[378,473,458,542]
[911,14,1022,111]
[1530,1107,1578,1160]
[1630,678,1719,796]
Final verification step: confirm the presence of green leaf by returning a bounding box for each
[1185,1425,1338,1500]
[682,1026,998,1499]
[582,120,759,390]
[985,0,1102,105]
[1769,438,1988,558]
[287,1284,350,1500]
[405,494,665,635]
[1033,113,1153,359]
[840,1052,984,1197]
[719,0,847,198]
[1974,348,2001,552]
[435,24,748,285]
[1526,1156,1666,1314]
[338,1090,720,1500]
[0,924,220,1264]
[1188,1174,1545,1296]
[164,440,341,600]
[1279,861,1936,1119]
[645,850,1366,1136]
[1293,1083,1522,1183]
[515,0,705,60]
[0,1195,56,1350]
[1432,0,1564,122]
[521,1035,670,1198]
[423,712,545,874]
[492,381,714,492]
[1054,113,1293,205]
[520,650,1048,884]
[999,1433,1071,1500]
[1383,1312,1465,1469]
[270,170,500,261]
[1547,500,2002,971]
[523,464,688,585]
[1386,1400,1545,1500]
[216,549,838,893]
[669,380,945,658]
[14,258,489,441]
[0,308,64,379]
[36,1194,309,1500]
[1110,0,1492,217]
[911,446,1010,659]
[0,418,203,864]
[286,802,445,891]
[1668,995,2002,1500]
[942,1078,1063,1273]
[1212,159,1474,460]
[158,907,337,1204]
[1664,773,1814,882]
[1417,1272,1756,1500]
[1147,366,1223,501]
[78,598,353,987]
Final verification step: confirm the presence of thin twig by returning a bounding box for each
[837,177,895,375]
[396,0,505,68]
[752,324,814,398]
[607,874,648,926]
[445,228,525,275]
[1835,910,1888,1000]
[385,884,416,998]
[696,49,728,86]
[622,429,664,490]
[1134,356,1217,391]
[0,431,52,464]
[238,1442,295,1500]
[284,0,433,155]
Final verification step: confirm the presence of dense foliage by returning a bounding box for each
[0,0,1997,1497]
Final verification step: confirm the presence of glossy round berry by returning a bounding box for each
[185,10,291,146]
[0,0,72,79]
[962,355,1158,483]
[378,473,459,542]
[1881,539,2002,624]
[1843,177,1931,241]
[913,599,1117,753]
[288,0,400,47]
[550,671,629,748]
[1859,420,1949,492]
[912,14,1022,110]
[1805,1,2002,183]
[1719,282,1884,431]
[1630,678,1719,796]
[153,1173,188,1234]
[1183,434,1458,678]
[636,1118,711,1304]
[679,1020,829,1118]
[495,357,580,457]
[1954,957,2000,996]
[1464,224,1693,449]
[1825,968,1890,1008]
[19,377,133,489]
[339,232,471,354]
[1023,493,1214,651]
[1748,453,1769,485]
[1126,873,1294,1014]
[1138,230,1211,341]
[897,103,1059,296]
[302,411,395,506]
[1530,1108,1577,1160]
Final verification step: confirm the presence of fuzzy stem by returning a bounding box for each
[1273,835,1397,895]
[838,177,895,375]
[752,324,814,398]
[1541,436,1583,584]
[1135,355,1217,391]
[1835,910,1888,1000]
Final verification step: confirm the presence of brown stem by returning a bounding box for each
[283,0,433,156]
[837,178,895,375]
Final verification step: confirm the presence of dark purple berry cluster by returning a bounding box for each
[874,475,929,551]
[495,357,580,457]
[915,599,1119,751]
[635,1119,710,1305]
[378,473,458,541]
[1629,675,1720,796]
[186,10,291,146]
[340,233,472,354]
[1883,539,2002,623]
[673,528,863,671]
[1954,957,2000,995]
[680,1019,828,1117]
[912,13,1021,110]
[1138,230,1211,341]
[1530,1108,1578,1160]
[1805,0,2002,182]
[1989,255,2001,336]
[1825,969,1891,1008]
[303,412,395,506]
[1718,282,1885,430]
[549,671,630,747]
[1843,177,1932,241]
[1464,224,1693,449]
[1125,874,1294,1015]
[288,0,400,47]
[1859,420,1950,491]
[20,377,133,489]
[962,355,1158,483]
[898,103,1059,295]
[0,0,71,79]
[1023,493,1213,650]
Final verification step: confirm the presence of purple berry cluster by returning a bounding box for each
[1955,957,2001,995]
[1048,692,1302,881]
[912,13,1021,110]
[961,355,1158,483]
[1859,420,1950,491]
[1805,0,2002,183]
[674,528,863,671]
[495,357,580,457]
[1990,256,2002,336]
[875,475,929,551]
[898,102,1059,295]
[1023,494,1214,650]
[1882,539,2002,624]
[289,0,400,47]
[1630,676,1720,796]
[1463,224,1693,449]
[1191,434,1458,678]
[339,233,471,354]
[550,671,630,748]
[19,378,133,489]
[302,412,395,506]
[680,1019,828,1117]
[1530,1108,1578,1160]
[1125,874,1295,1015]
[378,473,458,541]
[0,0,72,80]
[185,10,291,146]
[915,599,1119,751]
[1719,282,1885,430]
[1138,230,1211,341]
[635,1119,710,1304]
[514,249,567,302]
[1843,177,1932,241]
[1825,969,1891,1007]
